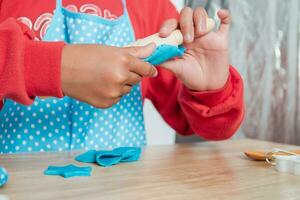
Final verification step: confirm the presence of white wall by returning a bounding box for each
[144,0,184,146]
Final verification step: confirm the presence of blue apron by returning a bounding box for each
[0,0,146,154]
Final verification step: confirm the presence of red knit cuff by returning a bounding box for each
[24,39,65,98]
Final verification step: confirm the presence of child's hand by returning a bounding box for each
[61,44,157,108]
[159,8,230,91]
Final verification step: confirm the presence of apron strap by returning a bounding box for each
[121,0,128,14]
[56,0,63,9]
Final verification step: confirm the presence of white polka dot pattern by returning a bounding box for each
[0,0,146,154]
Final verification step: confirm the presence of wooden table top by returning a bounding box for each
[0,139,300,200]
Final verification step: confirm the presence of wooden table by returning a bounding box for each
[1,139,300,200]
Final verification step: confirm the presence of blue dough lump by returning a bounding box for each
[76,147,141,167]
[145,45,185,66]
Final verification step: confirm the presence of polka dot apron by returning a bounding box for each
[0,0,146,154]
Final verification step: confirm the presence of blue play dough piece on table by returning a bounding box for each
[145,44,186,66]
[75,150,98,163]
[75,147,142,167]
[44,164,92,178]
[0,167,8,187]
[96,147,141,167]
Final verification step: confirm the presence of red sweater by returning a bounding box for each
[0,0,244,140]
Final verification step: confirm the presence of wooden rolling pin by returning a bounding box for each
[130,18,215,47]
[131,29,183,47]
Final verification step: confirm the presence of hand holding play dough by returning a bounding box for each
[157,8,231,91]
[59,44,157,108]
[128,18,215,66]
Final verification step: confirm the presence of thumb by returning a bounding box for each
[159,59,182,77]
[126,43,156,59]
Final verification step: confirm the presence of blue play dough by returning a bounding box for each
[75,150,98,163]
[96,147,141,167]
[44,164,92,178]
[76,147,141,167]
[145,44,186,66]
[0,167,8,187]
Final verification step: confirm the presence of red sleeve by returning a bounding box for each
[0,18,65,109]
[128,0,245,140]
[178,67,245,140]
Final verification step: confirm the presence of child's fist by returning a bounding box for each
[61,44,156,108]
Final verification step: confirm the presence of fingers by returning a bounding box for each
[121,73,142,96]
[179,7,215,40]
[121,85,132,96]
[193,7,208,36]
[217,9,231,34]
[126,72,142,86]
[159,18,178,37]
[90,96,121,109]
[180,7,194,43]
[193,7,216,37]
[126,43,156,58]
[129,56,157,77]
[159,59,182,78]
[106,85,132,107]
